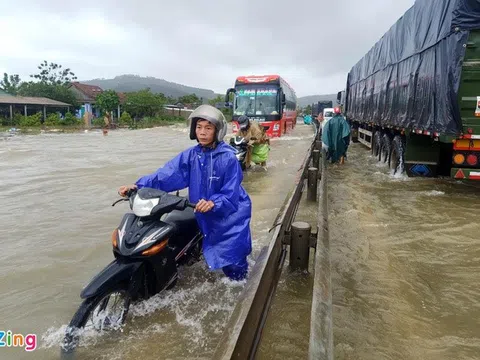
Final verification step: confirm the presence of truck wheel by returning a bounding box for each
[351,128,359,143]
[380,134,392,163]
[372,131,382,159]
[390,136,405,175]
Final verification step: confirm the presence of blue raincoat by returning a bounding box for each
[303,115,312,125]
[135,141,252,270]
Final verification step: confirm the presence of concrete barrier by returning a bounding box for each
[309,149,333,360]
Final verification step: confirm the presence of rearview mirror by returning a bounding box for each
[282,93,286,105]
[225,88,236,108]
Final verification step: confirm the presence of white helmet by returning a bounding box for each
[188,104,227,143]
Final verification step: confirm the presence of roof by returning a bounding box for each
[0,95,71,106]
[69,82,103,100]
[234,74,296,95]
[236,75,280,83]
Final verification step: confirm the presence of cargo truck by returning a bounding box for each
[341,0,480,180]
[311,101,333,118]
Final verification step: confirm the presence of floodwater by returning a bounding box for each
[3,124,479,360]
[0,122,314,360]
[329,144,480,360]
[258,141,480,360]
[257,185,317,360]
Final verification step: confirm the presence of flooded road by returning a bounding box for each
[329,143,480,360]
[257,189,317,360]
[3,124,480,360]
[0,122,314,360]
[259,141,480,360]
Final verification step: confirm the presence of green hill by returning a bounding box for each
[81,74,217,100]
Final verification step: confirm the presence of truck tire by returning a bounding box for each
[390,135,405,175]
[372,131,382,159]
[351,127,359,143]
[380,134,392,164]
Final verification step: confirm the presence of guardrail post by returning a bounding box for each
[312,149,320,170]
[289,222,311,271]
[314,140,322,151]
[307,167,318,201]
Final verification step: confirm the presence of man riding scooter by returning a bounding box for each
[236,115,270,169]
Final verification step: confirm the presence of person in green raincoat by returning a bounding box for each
[321,107,351,164]
[237,115,270,168]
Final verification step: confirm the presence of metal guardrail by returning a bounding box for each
[212,140,315,360]
[309,148,333,360]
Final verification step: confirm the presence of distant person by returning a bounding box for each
[312,113,322,137]
[321,107,350,164]
[318,113,325,132]
[303,114,312,125]
[118,105,252,281]
[255,101,265,115]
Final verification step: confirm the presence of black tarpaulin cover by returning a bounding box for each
[346,0,480,135]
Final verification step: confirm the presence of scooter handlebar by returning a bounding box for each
[125,188,137,198]
[116,187,196,209]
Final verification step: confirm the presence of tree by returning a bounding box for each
[206,94,233,120]
[124,89,166,118]
[178,93,200,105]
[95,90,120,127]
[208,95,225,107]
[166,96,177,104]
[304,104,312,115]
[95,90,120,115]
[119,111,133,127]
[10,61,81,108]
[0,73,22,95]
[30,60,78,86]
[18,82,79,108]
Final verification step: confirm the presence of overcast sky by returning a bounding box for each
[0,0,414,97]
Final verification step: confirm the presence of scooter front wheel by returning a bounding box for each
[62,288,131,353]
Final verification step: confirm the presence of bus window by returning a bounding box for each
[234,86,279,116]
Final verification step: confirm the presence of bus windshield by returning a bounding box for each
[233,85,280,116]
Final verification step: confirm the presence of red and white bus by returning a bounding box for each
[225,74,297,138]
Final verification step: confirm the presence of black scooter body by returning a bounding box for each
[230,136,248,170]
[79,189,202,302]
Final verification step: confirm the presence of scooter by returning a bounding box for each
[62,188,202,352]
[229,136,249,171]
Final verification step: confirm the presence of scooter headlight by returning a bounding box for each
[132,195,160,217]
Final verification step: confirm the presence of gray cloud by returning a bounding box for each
[0,0,414,96]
